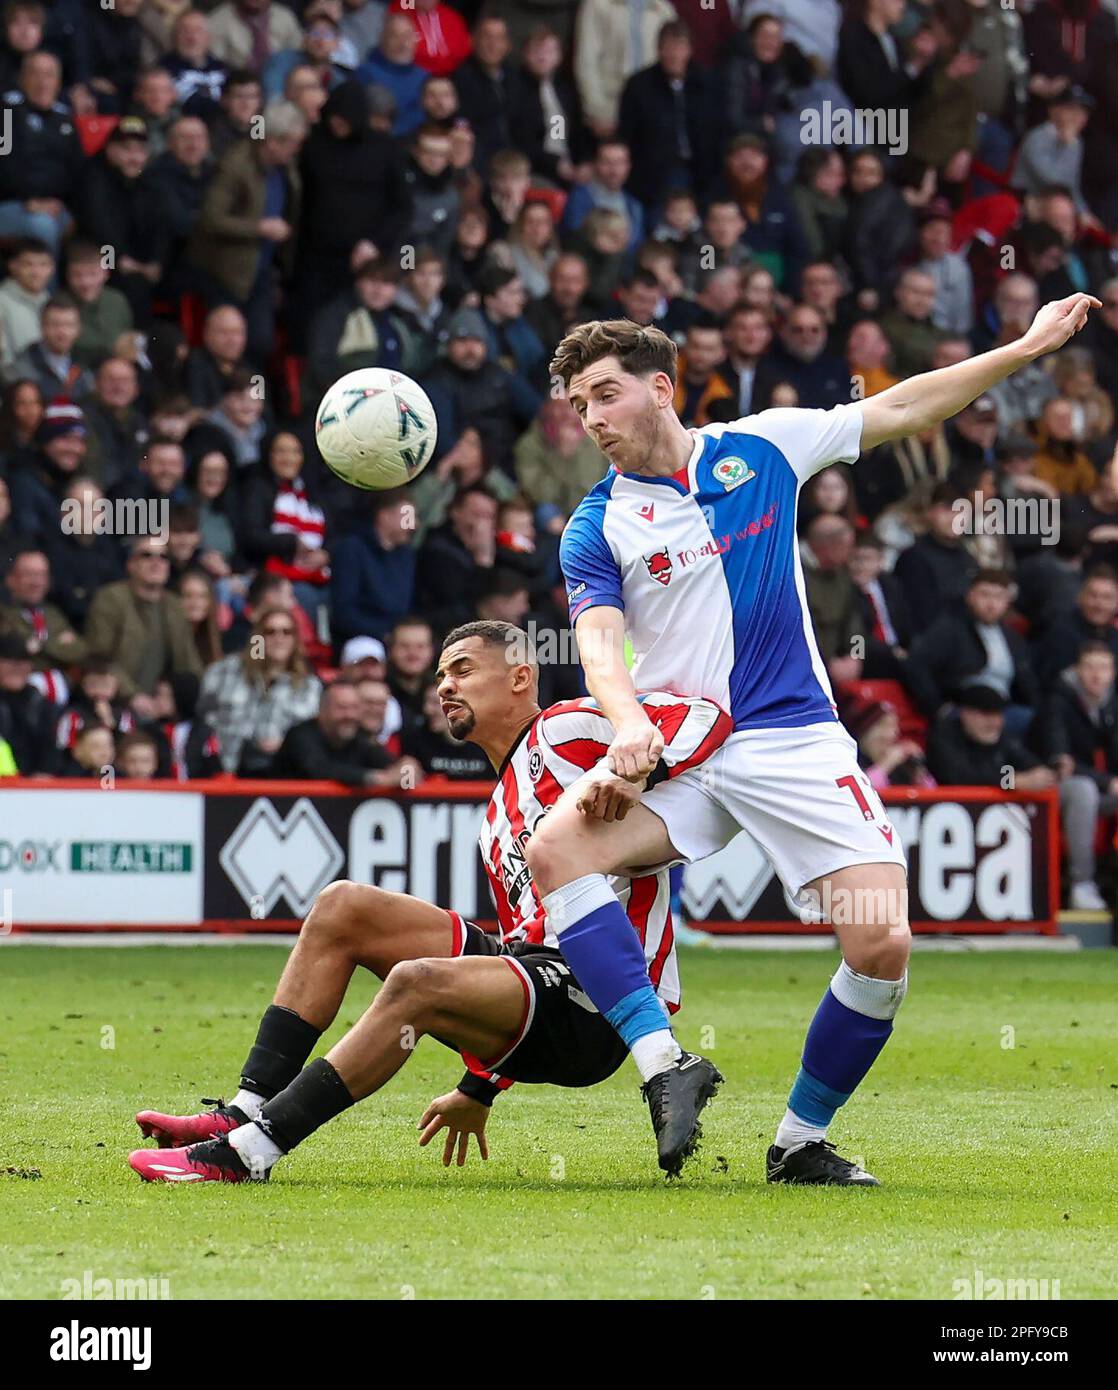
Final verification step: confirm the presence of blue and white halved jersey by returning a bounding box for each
[560,403,866,732]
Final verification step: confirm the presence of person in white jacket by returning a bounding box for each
[574,0,677,137]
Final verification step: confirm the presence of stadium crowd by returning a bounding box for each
[0,0,1117,909]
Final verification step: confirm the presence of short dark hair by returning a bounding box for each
[550,318,678,389]
[442,619,534,663]
[11,236,51,259]
[1077,639,1116,662]
[1083,564,1118,587]
[970,568,1012,589]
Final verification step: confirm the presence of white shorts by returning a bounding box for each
[642,721,907,910]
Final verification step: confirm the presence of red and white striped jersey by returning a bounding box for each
[479,691,732,1010]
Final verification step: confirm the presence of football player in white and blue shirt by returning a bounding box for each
[529,297,1099,1184]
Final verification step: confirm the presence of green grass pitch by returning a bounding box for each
[1,944,1114,1300]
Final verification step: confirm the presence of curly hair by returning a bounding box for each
[548,319,678,390]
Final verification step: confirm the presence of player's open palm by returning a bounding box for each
[1022,293,1101,358]
[607,717,665,782]
[418,1090,490,1166]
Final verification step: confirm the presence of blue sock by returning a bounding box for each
[782,962,907,1140]
[542,875,669,1048]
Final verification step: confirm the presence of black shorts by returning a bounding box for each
[449,917,629,1088]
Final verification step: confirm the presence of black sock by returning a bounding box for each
[239,1004,322,1101]
[255,1058,355,1153]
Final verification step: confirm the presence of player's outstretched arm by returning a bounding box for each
[574,606,664,780]
[859,292,1101,450]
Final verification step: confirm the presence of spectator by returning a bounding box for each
[410,423,518,542]
[799,260,854,360]
[1034,566,1118,689]
[904,569,1039,729]
[352,671,403,752]
[1083,276,1118,415]
[1063,449,1118,571]
[0,376,44,467]
[403,677,490,778]
[357,10,426,136]
[161,7,228,115]
[913,198,974,337]
[10,300,94,401]
[284,59,329,126]
[423,307,536,472]
[205,67,262,159]
[80,357,148,492]
[187,446,239,577]
[187,99,307,363]
[847,697,935,791]
[57,722,115,779]
[273,677,418,786]
[880,268,948,380]
[0,0,45,93]
[8,399,91,545]
[416,484,498,631]
[109,436,190,512]
[766,304,848,409]
[130,67,182,159]
[574,0,676,137]
[0,239,54,382]
[298,80,412,311]
[452,16,523,176]
[790,149,849,268]
[75,116,168,324]
[147,670,222,779]
[802,514,865,688]
[836,0,930,117]
[893,481,980,633]
[114,728,161,778]
[1032,396,1097,496]
[677,199,750,295]
[55,659,137,753]
[1012,86,1094,213]
[392,249,450,369]
[147,114,216,287]
[707,133,809,293]
[842,149,916,312]
[83,536,202,715]
[514,397,608,527]
[262,0,351,101]
[206,0,302,74]
[1043,640,1118,910]
[514,23,590,187]
[198,601,322,773]
[846,319,899,401]
[43,476,123,629]
[177,566,224,668]
[849,533,913,680]
[1052,347,1114,451]
[306,257,411,406]
[0,631,56,773]
[341,0,385,62]
[617,20,719,212]
[184,305,251,408]
[673,317,734,427]
[202,369,267,470]
[61,241,136,372]
[559,141,645,256]
[0,52,83,255]
[926,683,1054,791]
[476,263,547,402]
[0,546,85,699]
[0,476,32,577]
[330,490,418,644]
[495,200,558,303]
[385,615,435,734]
[240,429,331,615]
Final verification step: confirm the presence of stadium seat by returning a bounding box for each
[847,679,928,743]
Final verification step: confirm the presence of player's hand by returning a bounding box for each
[576,766,644,822]
[1020,293,1101,359]
[418,1090,490,1167]
[607,716,664,782]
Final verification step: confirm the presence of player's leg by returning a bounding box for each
[130,956,527,1183]
[135,882,468,1145]
[769,860,910,1186]
[705,723,910,1185]
[525,786,728,1174]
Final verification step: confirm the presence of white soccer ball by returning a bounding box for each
[314,367,438,490]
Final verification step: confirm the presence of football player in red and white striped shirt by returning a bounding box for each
[128,620,731,1185]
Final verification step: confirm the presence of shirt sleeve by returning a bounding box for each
[560,503,623,623]
[733,401,866,484]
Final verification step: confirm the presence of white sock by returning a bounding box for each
[774,1108,828,1155]
[228,1121,284,1178]
[230,1088,265,1121]
[630,1030,683,1084]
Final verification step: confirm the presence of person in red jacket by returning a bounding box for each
[389,0,471,78]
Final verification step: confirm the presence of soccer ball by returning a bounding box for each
[314,367,438,490]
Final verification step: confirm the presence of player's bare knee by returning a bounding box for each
[847,923,911,979]
[379,957,454,1026]
[523,825,572,895]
